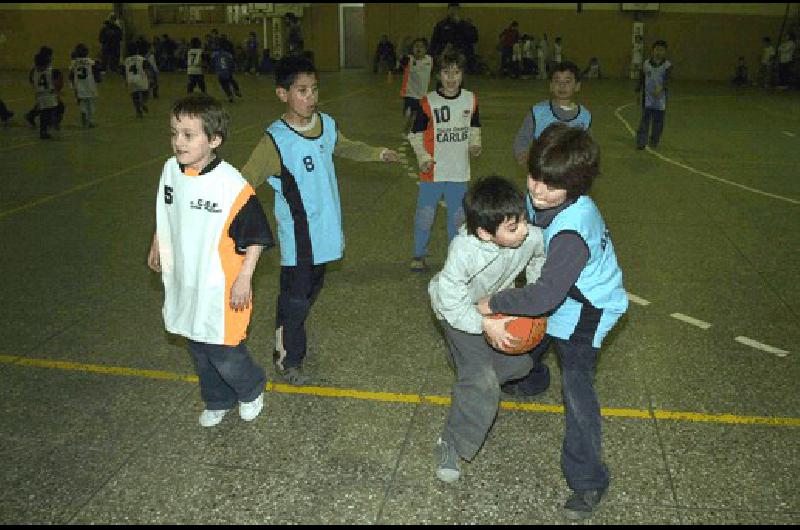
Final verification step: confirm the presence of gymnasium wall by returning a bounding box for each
[0,3,337,73]
[0,3,792,80]
[366,3,792,81]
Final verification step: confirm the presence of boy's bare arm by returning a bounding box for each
[240,136,282,188]
[335,130,398,162]
[147,230,160,272]
[230,245,264,311]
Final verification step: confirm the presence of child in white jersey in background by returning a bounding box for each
[407,50,481,272]
[400,38,433,134]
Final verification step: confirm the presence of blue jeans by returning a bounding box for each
[188,340,266,410]
[636,107,665,148]
[413,181,468,258]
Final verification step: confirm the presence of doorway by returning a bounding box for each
[339,4,366,69]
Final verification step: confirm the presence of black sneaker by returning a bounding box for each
[0,111,13,124]
[563,488,606,520]
[26,112,36,127]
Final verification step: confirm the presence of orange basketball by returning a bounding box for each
[486,314,547,355]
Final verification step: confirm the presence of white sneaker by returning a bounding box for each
[239,393,264,422]
[199,408,229,427]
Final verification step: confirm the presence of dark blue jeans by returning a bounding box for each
[275,263,326,369]
[636,107,665,148]
[557,338,609,492]
[188,340,266,410]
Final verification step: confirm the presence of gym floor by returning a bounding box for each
[0,69,798,524]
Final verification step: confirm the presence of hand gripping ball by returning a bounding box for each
[486,314,547,355]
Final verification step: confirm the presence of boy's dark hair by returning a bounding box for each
[75,43,89,58]
[652,39,668,49]
[763,37,772,43]
[528,123,599,200]
[549,60,580,80]
[437,49,466,72]
[464,176,526,236]
[275,55,316,89]
[171,95,231,144]
[190,37,202,48]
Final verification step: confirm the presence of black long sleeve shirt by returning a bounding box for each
[489,198,589,317]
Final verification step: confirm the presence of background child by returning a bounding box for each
[123,42,150,118]
[758,36,775,88]
[583,57,602,80]
[213,40,242,103]
[400,38,433,133]
[407,50,482,272]
[240,56,398,386]
[513,61,591,167]
[636,39,671,149]
[187,37,207,94]
[733,56,748,86]
[29,47,63,139]
[521,34,536,78]
[147,95,274,428]
[69,43,100,128]
[144,40,159,99]
[478,123,628,521]
[428,175,545,483]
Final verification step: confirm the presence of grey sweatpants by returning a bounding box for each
[441,320,534,460]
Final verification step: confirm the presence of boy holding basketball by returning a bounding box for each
[428,175,545,483]
[477,123,628,520]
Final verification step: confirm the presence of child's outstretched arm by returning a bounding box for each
[334,129,398,162]
[230,245,263,311]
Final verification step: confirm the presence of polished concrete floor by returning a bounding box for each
[0,69,798,524]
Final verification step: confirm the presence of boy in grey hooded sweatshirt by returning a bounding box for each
[428,175,545,483]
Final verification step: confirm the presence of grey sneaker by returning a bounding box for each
[409,257,428,272]
[435,437,461,483]
[563,488,606,520]
[276,365,311,386]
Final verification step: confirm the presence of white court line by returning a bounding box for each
[735,336,789,357]
[627,293,651,306]
[782,131,796,137]
[670,313,712,330]
[614,103,800,206]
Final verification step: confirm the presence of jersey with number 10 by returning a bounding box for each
[418,89,479,182]
[266,112,341,267]
[124,55,149,92]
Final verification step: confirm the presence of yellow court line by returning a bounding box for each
[2,354,799,428]
[613,102,800,206]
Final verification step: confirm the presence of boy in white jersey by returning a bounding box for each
[186,37,207,94]
[123,42,151,118]
[147,95,274,428]
[408,50,481,272]
[240,56,399,386]
[29,47,63,140]
[400,38,433,134]
[69,43,100,128]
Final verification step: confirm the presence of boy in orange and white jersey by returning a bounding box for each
[407,49,481,272]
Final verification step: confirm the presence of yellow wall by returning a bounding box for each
[0,3,339,72]
[0,3,793,79]
[365,3,790,81]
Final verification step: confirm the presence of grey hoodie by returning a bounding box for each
[428,224,546,334]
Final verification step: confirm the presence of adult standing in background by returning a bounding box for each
[246,31,259,74]
[431,3,467,57]
[99,13,123,73]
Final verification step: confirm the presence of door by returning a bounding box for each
[341,4,366,69]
